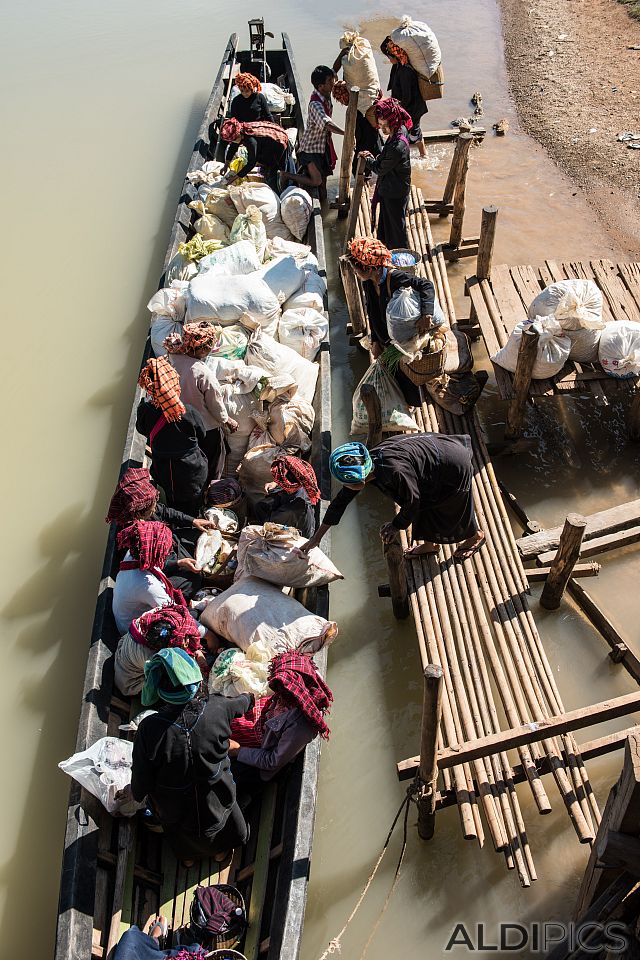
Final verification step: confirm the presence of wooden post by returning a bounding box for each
[442,133,471,209]
[383,530,409,620]
[540,514,587,610]
[339,256,367,337]
[337,86,360,216]
[504,327,539,439]
[417,664,444,840]
[476,205,498,280]
[343,153,367,251]
[448,133,473,251]
[361,382,382,449]
[628,388,640,441]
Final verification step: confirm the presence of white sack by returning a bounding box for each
[208,642,272,699]
[351,360,420,434]
[148,280,188,356]
[245,328,319,403]
[528,279,605,331]
[204,507,239,534]
[492,317,572,379]
[229,206,268,262]
[566,328,601,362]
[197,240,262,277]
[340,32,381,112]
[598,321,640,378]
[188,201,230,243]
[391,16,441,78]
[114,633,150,697]
[238,441,293,498]
[220,386,263,476]
[58,737,143,816]
[201,576,338,656]
[229,183,293,240]
[267,236,312,261]
[257,255,304,302]
[283,289,325,312]
[235,523,343,587]
[186,273,280,327]
[164,252,198,284]
[202,187,239,228]
[278,308,328,360]
[280,186,313,241]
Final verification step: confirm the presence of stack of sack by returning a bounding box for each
[390,16,443,98]
[339,31,381,115]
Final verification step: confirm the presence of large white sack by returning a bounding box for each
[492,317,572,379]
[236,523,343,587]
[202,187,239,228]
[164,252,198,284]
[598,321,640,378]
[280,186,313,241]
[200,576,338,656]
[186,159,225,187]
[220,383,264,476]
[245,328,319,403]
[238,440,294,498]
[283,288,325,312]
[278,308,328,360]
[528,279,605,331]
[391,16,442,78]
[229,206,268,262]
[186,273,281,327]
[114,633,150,697]
[351,361,419,434]
[268,236,312,261]
[151,316,181,356]
[197,240,262,277]
[188,201,230,243]
[229,183,293,241]
[148,280,189,356]
[257,255,304,302]
[566,328,601,363]
[340,32,381,112]
[58,737,143,816]
[208,643,272,699]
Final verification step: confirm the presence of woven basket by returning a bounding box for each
[390,247,420,275]
[400,333,447,384]
[189,884,246,951]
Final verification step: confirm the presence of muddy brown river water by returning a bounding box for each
[1,0,638,956]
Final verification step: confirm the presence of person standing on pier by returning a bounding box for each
[358,96,411,249]
[380,37,428,158]
[300,434,485,561]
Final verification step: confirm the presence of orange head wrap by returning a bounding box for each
[348,236,393,268]
[138,357,185,423]
[235,72,262,94]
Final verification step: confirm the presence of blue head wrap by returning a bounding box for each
[142,647,202,707]
[329,442,373,485]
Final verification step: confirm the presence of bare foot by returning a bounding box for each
[453,531,485,561]
[214,849,231,863]
[144,915,168,940]
[404,541,440,558]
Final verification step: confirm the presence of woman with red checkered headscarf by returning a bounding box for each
[253,455,320,539]
[358,96,412,249]
[381,37,428,158]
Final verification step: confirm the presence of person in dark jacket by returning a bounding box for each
[253,455,320,539]
[359,97,412,249]
[208,72,273,161]
[381,37,427,157]
[118,648,252,865]
[136,357,209,515]
[220,117,291,193]
[331,46,382,173]
[301,435,485,561]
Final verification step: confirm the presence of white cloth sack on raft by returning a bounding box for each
[208,643,272,699]
[164,252,199,284]
[351,360,420,434]
[492,317,571,379]
[278,308,328,360]
[58,737,143,816]
[391,16,441,78]
[186,159,225,186]
[245,328,319,403]
[186,272,281,328]
[229,183,293,241]
[188,200,231,243]
[219,385,264,477]
[235,523,343,588]
[267,236,312,261]
[201,575,338,656]
[280,186,313,241]
[598,321,640,378]
[197,240,262,277]
[528,279,605,331]
[229,206,268,262]
[339,32,381,112]
[256,255,304,302]
[260,394,314,450]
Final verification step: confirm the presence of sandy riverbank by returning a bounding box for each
[498,0,640,255]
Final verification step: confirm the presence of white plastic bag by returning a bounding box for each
[188,200,230,243]
[257,255,304,302]
[528,280,604,331]
[236,523,343,587]
[566,328,601,362]
[385,287,435,359]
[391,16,442,79]
[208,642,272,698]
[280,186,313,241]
[278,308,328,360]
[492,317,572,379]
[201,576,338,656]
[58,737,143,816]
[186,273,281,327]
[229,205,268,262]
[262,82,290,112]
[204,506,239,534]
[245,328,319,403]
[195,528,232,574]
[340,32,381,112]
[197,239,262,277]
[229,183,292,240]
[351,360,420,434]
[598,321,640,378]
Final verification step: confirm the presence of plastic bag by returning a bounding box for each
[280,186,313,241]
[492,317,572,379]
[528,279,604,331]
[58,737,143,816]
[208,642,272,698]
[201,576,338,656]
[197,239,262,277]
[262,82,295,112]
[351,360,420,434]
[245,328,319,403]
[385,287,435,359]
[209,324,249,360]
[566,328,601,362]
[598,321,640,378]
[257,255,304,302]
[391,16,441,79]
[186,273,281,327]
[235,523,343,587]
[340,32,381,112]
[188,201,230,243]
[278,308,328,360]
[229,205,268,262]
[195,528,233,574]
[204,507,239,534]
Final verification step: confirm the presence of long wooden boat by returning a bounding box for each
[56,26,332,960]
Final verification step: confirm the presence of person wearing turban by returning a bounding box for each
[136,357,209,515]
[357,96,412,249]
[219,116,291,193]
[254,455,320,539]
[165,320,237,485]
[208,70,272,161]
[119,647,253,864]
[300,435,485,562]
[380,37,428,158]
[112,520,183,635]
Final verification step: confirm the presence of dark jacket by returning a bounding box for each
[388,63,427,127]
[366,128,411,200]
[363,269,435,346]
[136,400,208,507]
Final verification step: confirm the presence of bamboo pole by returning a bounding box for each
[477,205,498,280]
[343,153,367,251]
[505,328,539,439]
[448,133,473,251]
[338,86,360,216]
[540,514,588,610]
[417,664,443,840]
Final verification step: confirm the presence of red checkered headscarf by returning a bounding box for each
[348,236,393,268]
[375,96,412,132]
[221,117,289,150]
[332,79,350,106]
[106,467,157,525]
[235,72,262,94]
[230,695,270,747]
[263,652,332,740]
[271,456,320,505]
[381,37,409,65]
[138,357,185,423]
[130,603,201,655]
[164,320,221,357]
[117,520,173,571]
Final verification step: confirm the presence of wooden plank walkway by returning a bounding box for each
[342,181,608,886]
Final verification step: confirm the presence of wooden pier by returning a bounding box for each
[337,150,640,886]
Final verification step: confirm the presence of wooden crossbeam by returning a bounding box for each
[536,524,640,566]
[526,562,600,582]
[397,691,640,777]
[422,126,486,143]
[517,498,640,560]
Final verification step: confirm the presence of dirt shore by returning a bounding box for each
[498,0,640,256]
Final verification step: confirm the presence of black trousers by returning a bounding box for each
[376,193,409,249]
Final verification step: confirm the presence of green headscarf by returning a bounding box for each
[142,647,202,707]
